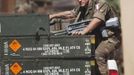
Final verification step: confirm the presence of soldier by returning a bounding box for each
[50,0,121,75]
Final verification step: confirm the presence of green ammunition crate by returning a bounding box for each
[0,59,97,75]
[0,36,95,59]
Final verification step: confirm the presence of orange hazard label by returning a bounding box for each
[10,62,22,75]
[9,40,21,53]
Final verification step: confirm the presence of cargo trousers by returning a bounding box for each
[95,36,120,75]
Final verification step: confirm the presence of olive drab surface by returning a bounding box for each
[0,15,50,36]
[1,59,97,75]
[0,15,98,75]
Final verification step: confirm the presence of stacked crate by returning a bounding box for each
[0,15,97,75]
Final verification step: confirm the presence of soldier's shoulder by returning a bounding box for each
[98,0,109,5]
[97,0,110,9]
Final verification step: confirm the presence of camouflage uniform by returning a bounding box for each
[72,0,121,75]
[72,0,95,21]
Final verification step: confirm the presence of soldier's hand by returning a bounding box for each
[71,31,85,35]
[49,15,55,19]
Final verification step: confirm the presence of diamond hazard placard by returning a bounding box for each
[10,62,22,75]
[9,39,21,53]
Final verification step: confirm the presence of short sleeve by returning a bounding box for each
[93,2,110,22]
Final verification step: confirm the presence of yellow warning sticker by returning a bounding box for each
[91,37,95,44]
[9,39,21,53]
[90,60,95,66]
[10,62,22,75]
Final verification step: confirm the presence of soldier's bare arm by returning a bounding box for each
[71,18,103,35]
[49,11,75,19]
[82,18,103,34]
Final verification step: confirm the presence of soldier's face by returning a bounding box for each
[78,0,89,6]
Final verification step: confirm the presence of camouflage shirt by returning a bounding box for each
[93,1,115,22]
[72,0,95,21]
[72,0,115,22]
